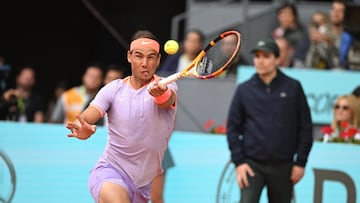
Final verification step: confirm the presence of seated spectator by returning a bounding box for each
[305,11,341,69]
[272,2,308,66]
[103,63,125,85]
[0,66,46,122]
[330,0,346,51]
[274,37,295,68]
[0,56,5,66]
[308,0,346,69]
[82,63,125,126]
[220,29,248,77]
[157,29,204,76]
[0,56,11,92]
[340,2,360,70]
[50,63,104,123]
[45,80,67,122]
[352,85,360,102]
[342,33,360,70]
[332,95,360,128]
[323,94,360,142]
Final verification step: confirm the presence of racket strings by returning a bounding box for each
[196,34,239,76]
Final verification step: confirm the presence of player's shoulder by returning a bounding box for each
[103,78,125,91]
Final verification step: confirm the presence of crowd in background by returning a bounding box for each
[271,0,359,70]
[0,62,125,124]
[0,2,359,203]
[0,0,359,124]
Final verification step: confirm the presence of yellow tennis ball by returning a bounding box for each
[164,40,179,55]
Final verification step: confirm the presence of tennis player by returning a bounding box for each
[66,30,177,203]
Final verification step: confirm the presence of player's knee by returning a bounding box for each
[99,182,130,203]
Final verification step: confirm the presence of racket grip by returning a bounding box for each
[158,73,180,89]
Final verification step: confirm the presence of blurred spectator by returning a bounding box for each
[343,35,360,70]
[45,80,67,122]
[49,63,104,123]
[220,29,248,77]
[320,94,360,143]
[157,29,205,76]
[305,11,341,69]
[274,37,295,68]
[272,2,308,65]
[103,63,125,85]
[330,0,346,47]
[0,56,4,66]
[324,0,347,69]
[326,94,360,140]
[352,85,360,102]
[340,2,360,70]
[0,56,11,92]
[82,63,125,126]
[0,66,46,122]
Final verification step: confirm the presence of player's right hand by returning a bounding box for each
[66,114,96,140]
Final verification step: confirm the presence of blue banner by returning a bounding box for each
[1,122,359,203]
[237,66,360,124]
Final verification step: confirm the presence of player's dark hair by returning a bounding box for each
[131,30,159,44]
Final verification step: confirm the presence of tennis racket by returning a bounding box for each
[158,30,241,88]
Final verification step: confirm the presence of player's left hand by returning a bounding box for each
[66,114,96,140]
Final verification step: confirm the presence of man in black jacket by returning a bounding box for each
[226,38,313,203]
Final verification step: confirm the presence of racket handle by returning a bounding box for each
[158,73,180,89]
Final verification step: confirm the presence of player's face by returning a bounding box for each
[128,49,160,82]
[253,51,278,77]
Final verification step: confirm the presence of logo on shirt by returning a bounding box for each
[280,92,287,98]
